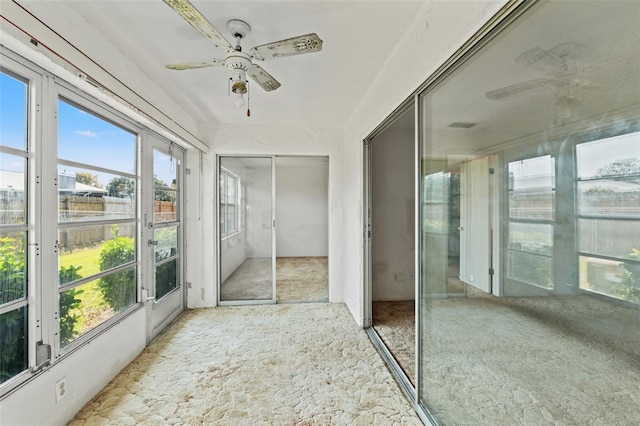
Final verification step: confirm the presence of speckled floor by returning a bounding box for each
[69,303,421,426]
[372,300,415,384]
[373,295,640,425]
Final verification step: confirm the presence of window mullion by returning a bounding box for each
[39,73,61,360]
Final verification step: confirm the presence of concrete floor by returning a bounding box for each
[69,303,421,425]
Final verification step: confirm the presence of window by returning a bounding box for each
[577,133,640,303]
[422,171,451,235]
[507,156,556,289]
[0,70,29,384]
[153,148,179,300]
[220,168,240,237]
[57,98,138,347]
[1,48,184,397]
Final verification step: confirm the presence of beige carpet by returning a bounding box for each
[69,303,420,425]
[220,257,328,302]
[373,295,640,425]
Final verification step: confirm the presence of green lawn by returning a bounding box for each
[59,246,111,336]
[59,246,101,277]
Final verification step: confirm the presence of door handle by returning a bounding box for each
[148,239,158,246]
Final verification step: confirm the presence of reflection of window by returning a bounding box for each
[507,156,555,288]
[422,172,450,234]
[220,168,240,237]
[0,70,29,384]
[576,133,640,303]
[57,98,138,347]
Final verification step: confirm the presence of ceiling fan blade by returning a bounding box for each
[250,33,323,61]
[515,47,567,75]
[163,0,233,52]
[166,58,225,70]
[486,78,550,100]
[248,64,281,92]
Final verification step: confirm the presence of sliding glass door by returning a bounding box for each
[219,156,275,304]
[415,1,640,424]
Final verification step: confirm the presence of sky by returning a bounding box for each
[1,72,175,187]
[1,71,638,189]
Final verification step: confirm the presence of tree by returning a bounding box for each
[106,177,134,198]
[594,158,640,178]
[75,172,102,188]
[154,176,176,202]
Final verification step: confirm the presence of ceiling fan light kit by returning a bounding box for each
[163,0,323,116]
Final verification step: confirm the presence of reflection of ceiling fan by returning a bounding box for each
[485,42,596,102]
[163,0,323,115]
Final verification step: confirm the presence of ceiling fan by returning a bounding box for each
[485,42,596,101]
[163,0,323,115]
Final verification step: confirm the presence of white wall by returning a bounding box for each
[341,0,509,325]
[371,126,415,301]
[0,309,146,426]
[276,158,329,257]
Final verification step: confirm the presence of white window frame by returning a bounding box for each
[0,46,183,397]
[220,167,240,239]
[575,133,640,304]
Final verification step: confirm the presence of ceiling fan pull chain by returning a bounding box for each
[247,80,251,117]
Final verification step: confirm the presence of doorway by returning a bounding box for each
[366,105,416,385]
[144,135,185,342]
[218,155,329,305]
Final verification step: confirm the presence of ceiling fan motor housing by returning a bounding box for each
[226,51,252,94]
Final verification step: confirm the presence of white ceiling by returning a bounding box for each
[12,0,639,149]
[39,0,425,128]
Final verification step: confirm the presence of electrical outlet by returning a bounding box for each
[55,377,67,403]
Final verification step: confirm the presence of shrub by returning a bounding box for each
[0,236,26,383]
[617,248,640,303]
[58,265,84,346]
[97,228,136,312]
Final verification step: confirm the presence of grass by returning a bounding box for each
[59,246,111,336]
[59,246,101,277]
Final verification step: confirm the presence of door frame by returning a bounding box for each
[216,154,330,305]
[217,155,277,306]
[143,132,185,343]
[362,100,418,404]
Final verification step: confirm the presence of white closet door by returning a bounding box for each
[460,156,491,293]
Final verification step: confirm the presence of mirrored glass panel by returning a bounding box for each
[418,1,640,424]
[219,157,273,302]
